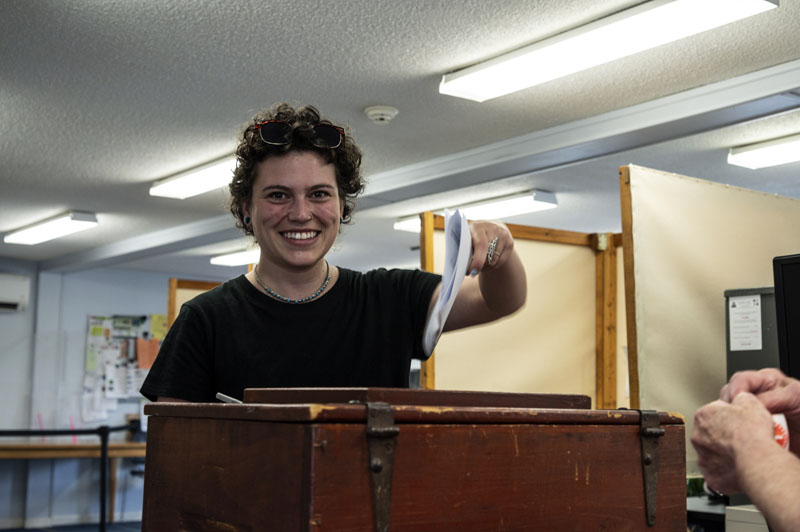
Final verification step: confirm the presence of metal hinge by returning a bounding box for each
[365,402,399,532]
[639,409,666,526]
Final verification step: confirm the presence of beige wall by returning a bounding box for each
[432,234,597,403]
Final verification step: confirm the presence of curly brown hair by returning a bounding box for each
[229,103,364,235]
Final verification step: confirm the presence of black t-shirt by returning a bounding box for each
[140,267,441,402]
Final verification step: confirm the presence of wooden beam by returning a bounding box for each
[593,234,617,409]
[419,212,436,390]
[619,166,640,409]
[167,277,178,327]
[433,215,592,246]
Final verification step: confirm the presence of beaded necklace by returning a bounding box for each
[253,262,331,304]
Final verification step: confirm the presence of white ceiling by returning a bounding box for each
[2,0,800,281]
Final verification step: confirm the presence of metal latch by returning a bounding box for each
[639,409,665,526]
[365,402,399,532]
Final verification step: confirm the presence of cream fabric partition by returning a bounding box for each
[622,164,800,475]
[432,236,598,400]
[617,248,629,408]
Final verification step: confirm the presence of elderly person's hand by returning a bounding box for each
[691,392,774,494]
[722,368,800,454]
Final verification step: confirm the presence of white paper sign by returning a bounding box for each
[729,294,762,351]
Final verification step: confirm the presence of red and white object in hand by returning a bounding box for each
[773,413,790,449]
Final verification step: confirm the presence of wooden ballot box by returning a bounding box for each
[142,389,685,531]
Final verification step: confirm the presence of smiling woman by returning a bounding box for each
[139,103,528,403]
[246,152,342,289]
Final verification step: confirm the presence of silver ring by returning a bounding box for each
[487,237,499,264]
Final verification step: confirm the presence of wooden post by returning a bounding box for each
[419,212,436,389]
[167,278,178,327]
[594,233,617,409]
[619,166,640,409]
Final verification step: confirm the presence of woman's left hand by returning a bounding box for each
[467,220,515,275]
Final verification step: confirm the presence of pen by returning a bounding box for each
[215,392,243,404]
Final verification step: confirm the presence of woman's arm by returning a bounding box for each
[429,220,527,331]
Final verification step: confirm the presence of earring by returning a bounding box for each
[339,217,344,224]
[244,216,251,225]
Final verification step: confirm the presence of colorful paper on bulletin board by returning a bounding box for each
[85,316,113,373]
[136,338,160,369]
[149,314,168,341]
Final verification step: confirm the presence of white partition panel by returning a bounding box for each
[623,164,800,474]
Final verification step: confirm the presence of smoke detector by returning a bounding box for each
[364,105,398,124]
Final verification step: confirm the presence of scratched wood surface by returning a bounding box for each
[143,401,685,531]
[311,423,685,531]
[142,417,312,531]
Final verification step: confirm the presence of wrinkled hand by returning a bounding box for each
[467,220,514,275]
[691,393,774,494]
[722,368,800,454]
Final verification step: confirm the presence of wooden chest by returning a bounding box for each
[142,389,685,531]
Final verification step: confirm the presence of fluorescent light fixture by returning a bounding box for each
[150,157,236,199]
[210,248,260,266]
[460,190,557,220]
[440,0,777,102]
[392,190,557,232]
[727,132,800,169]
[3,211,98,245]
[393,216,422,233]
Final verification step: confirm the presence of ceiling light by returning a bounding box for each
[393,216,422,233]
[210,249,260,266]
[459,191,557,220]
[727,132,800,169]
[3,211,98,245]
[150,157,236,199]
[439,0,777,102]
[392,190,557,232]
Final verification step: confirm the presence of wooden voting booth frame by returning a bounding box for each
[167,278,222,327]
[619,164,800,475]
[419,212,624,410]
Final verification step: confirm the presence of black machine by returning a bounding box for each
[773,253,800,380]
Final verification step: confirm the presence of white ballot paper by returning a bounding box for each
[422,209,473,357]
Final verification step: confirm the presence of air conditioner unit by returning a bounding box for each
[0,274,30,311]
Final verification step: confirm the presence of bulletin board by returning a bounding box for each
[620,164,800,475]
[82,313,166,422]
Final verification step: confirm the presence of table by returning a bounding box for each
[0,442,146,523]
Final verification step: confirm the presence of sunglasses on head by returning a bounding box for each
[254,120,344,149]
